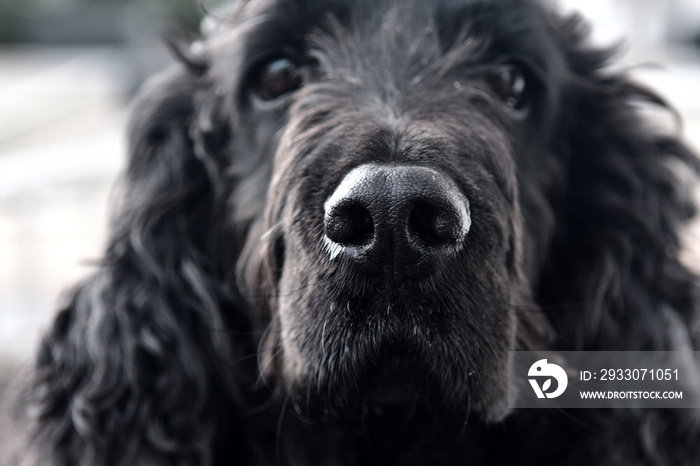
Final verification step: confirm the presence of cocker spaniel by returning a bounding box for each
[10,0,700,465]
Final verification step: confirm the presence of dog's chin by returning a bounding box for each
[272,274,516,424]
[287,353,511,427]
[281,328,512,425]
[287,354,450,422]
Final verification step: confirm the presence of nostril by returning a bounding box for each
[324,203,374,246]
[408,201,468,247]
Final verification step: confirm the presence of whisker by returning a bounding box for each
[242,280,319,300]
[275,393,290,466]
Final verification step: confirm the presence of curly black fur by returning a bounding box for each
[9,0,700,465]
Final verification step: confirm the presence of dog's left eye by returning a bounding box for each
[486,65,528,110]
[252,57,303,101]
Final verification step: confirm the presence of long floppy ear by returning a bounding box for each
[539,14,700,352]
[20,54,254,465]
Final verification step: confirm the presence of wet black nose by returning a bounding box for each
[323,165,470,281]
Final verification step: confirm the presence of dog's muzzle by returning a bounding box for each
[323,164,471,283]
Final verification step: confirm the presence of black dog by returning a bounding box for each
[11,0,700,464]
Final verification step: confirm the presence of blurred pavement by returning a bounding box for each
[0,47,129,367]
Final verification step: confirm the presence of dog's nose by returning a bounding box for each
[323,164,470,280]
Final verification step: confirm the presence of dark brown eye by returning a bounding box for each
[253,57,302,101]
[486,65,528,110]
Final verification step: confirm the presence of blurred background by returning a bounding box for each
[0,0,699,395]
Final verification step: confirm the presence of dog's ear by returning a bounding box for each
[21,55,252,465]
[539,13,700,351]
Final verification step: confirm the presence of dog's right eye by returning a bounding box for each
[486,64,528,111]
[252,57,303,101]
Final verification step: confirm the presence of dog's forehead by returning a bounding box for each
[209,0,543,41]
[205,0,553,87]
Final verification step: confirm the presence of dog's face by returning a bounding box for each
[210,0,563,422]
